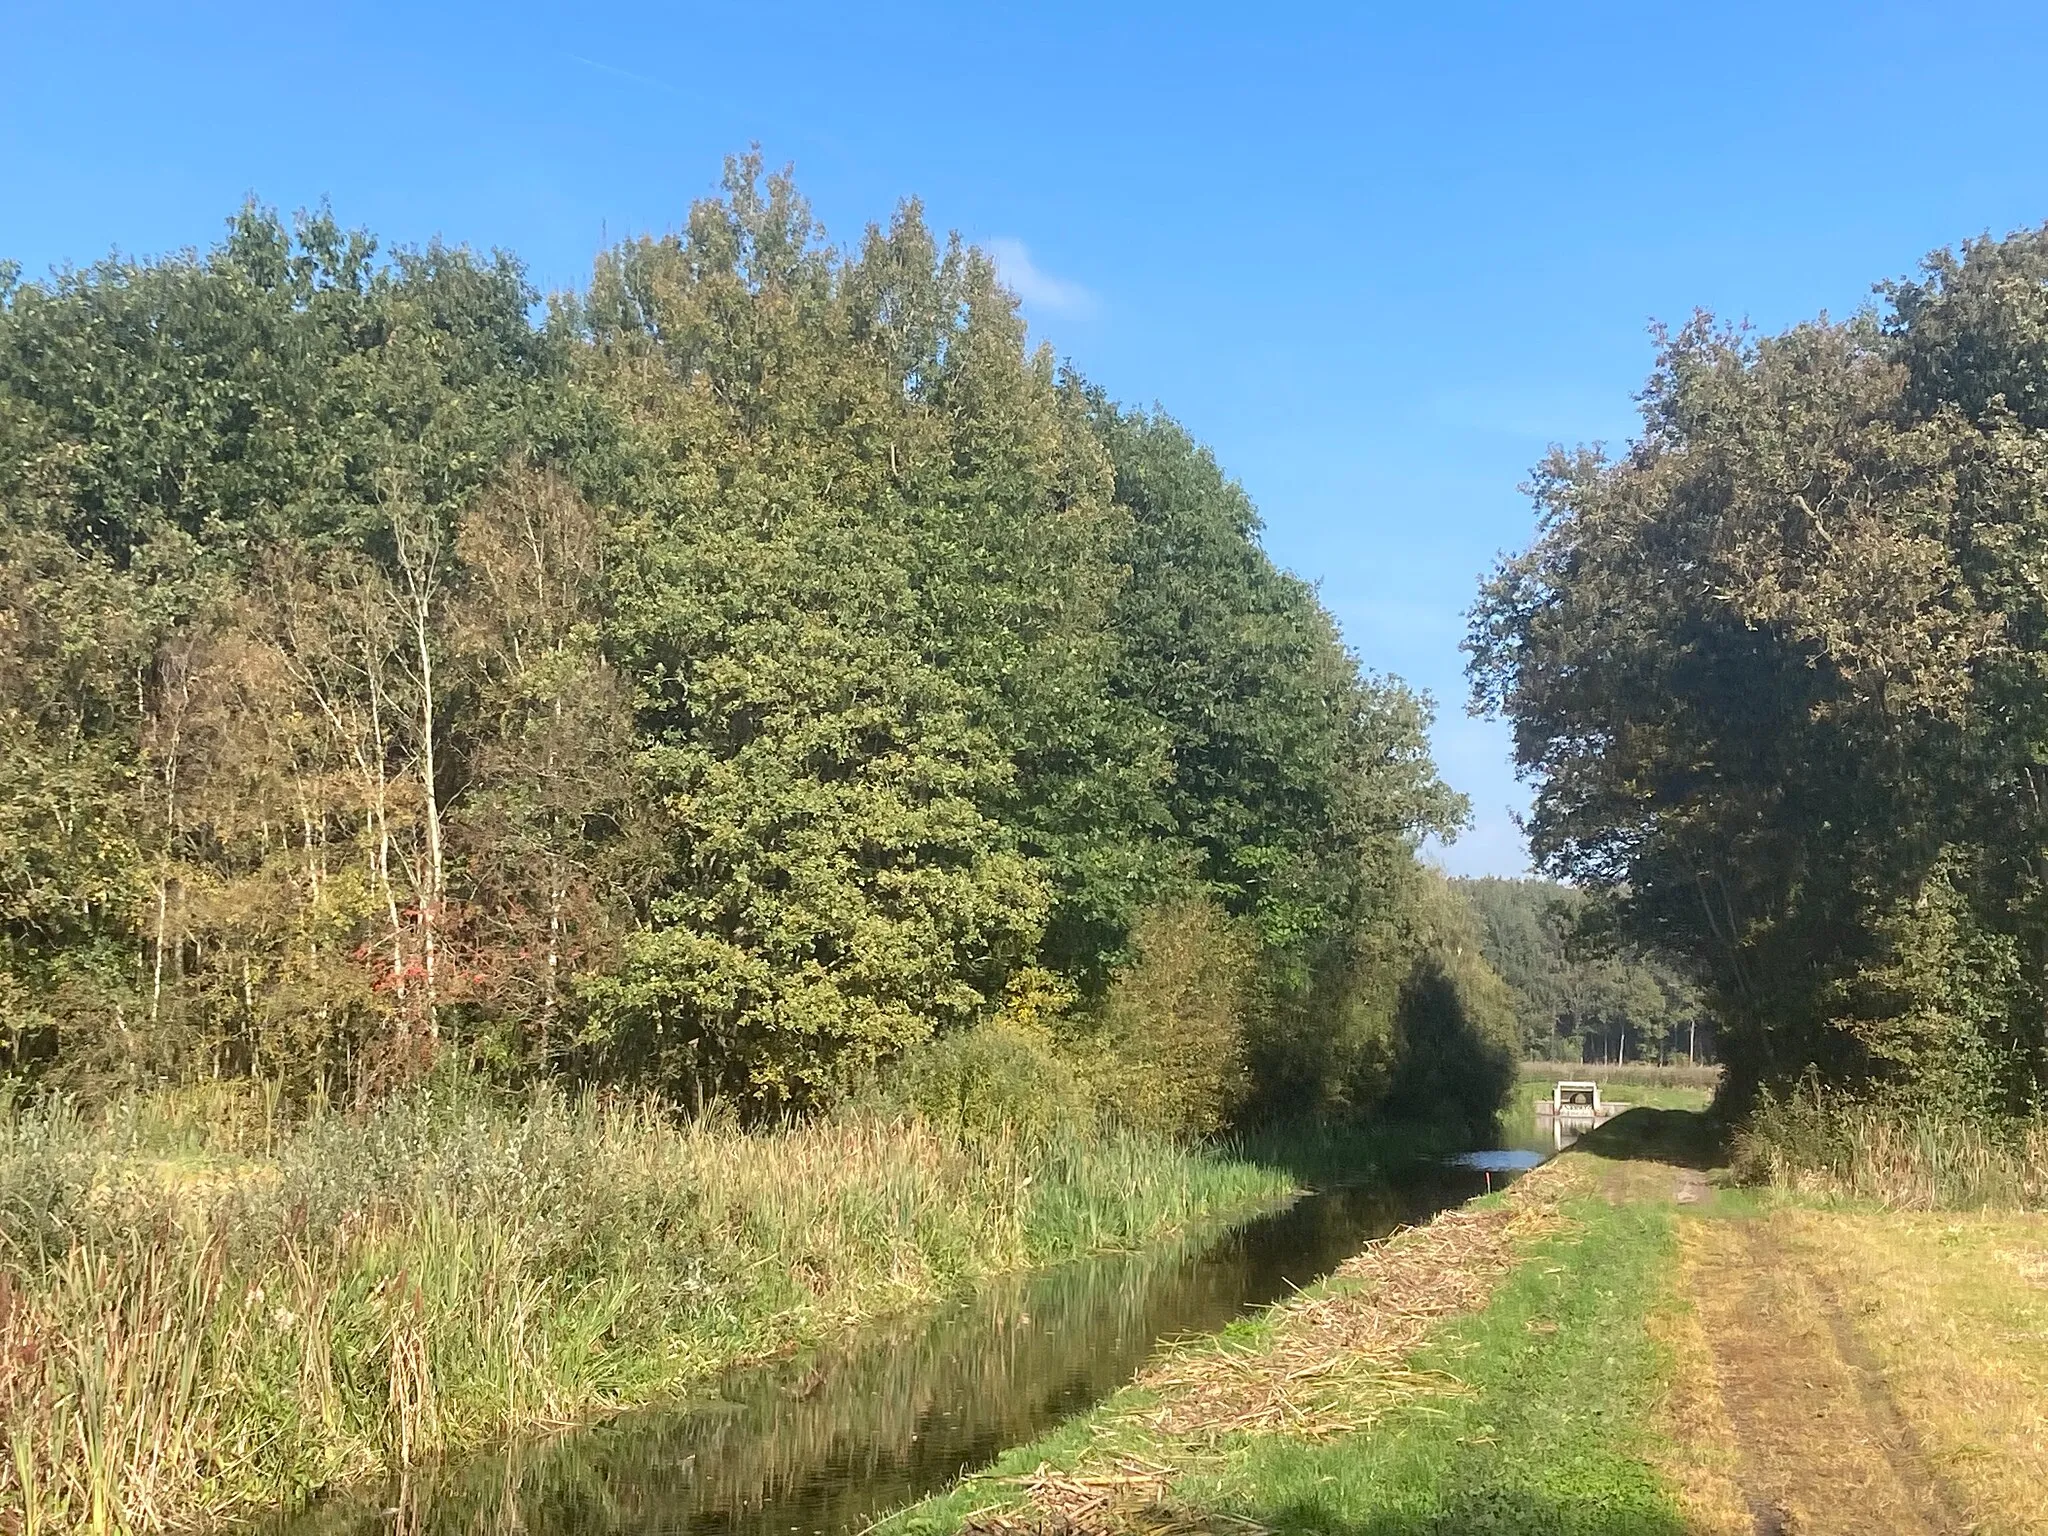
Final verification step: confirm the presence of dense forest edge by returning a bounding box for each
[0,154,1513,1130]
[0,157,1527,1532]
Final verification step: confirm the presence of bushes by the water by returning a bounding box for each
[1088,898,1256,1141]
[888,1015,1088,1142]
[0,1079,1286,1535]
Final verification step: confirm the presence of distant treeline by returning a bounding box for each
[1472,225,2048,1115]
[1454,878,1709,1064]
[0,157,1514,1129]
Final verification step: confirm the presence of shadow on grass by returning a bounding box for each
[1227,1117,1486,1189]
[1574,1105,1729,1170]
[1241,1489,1691,1535]
[1071,1480,1690,1536]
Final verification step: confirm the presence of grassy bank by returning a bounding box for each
[881,1152,1692,1536]
[0,1081,1289,1535]
[883,1107,2048,1536]
[1514,1065,1717,1112]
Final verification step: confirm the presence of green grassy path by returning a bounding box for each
[1183,1196,1680,1535]
[883,1155,1692,1536]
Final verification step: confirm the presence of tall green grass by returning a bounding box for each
[0,1080,1286,1535]
[1733,1089,2048,1209]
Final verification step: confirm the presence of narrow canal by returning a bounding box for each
[272,1145,1551,1536]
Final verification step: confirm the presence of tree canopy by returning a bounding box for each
[1455,878,1707,1064]
[1470,227,2048,1112]
[1,156,1507,1128]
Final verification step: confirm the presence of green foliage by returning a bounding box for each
[0,204,571,1086]
[1458,877,1708,1063]
[0,156,1487,1127]
[1380,873,1520,1136]
[1094,402,1466,973]
[1089,897,1257,1140]
[574,166,1086,1108]
[1470,225,2048,1112]
[888,1016,1087,1143]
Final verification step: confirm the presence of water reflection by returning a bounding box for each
[269,1163,1490,1536]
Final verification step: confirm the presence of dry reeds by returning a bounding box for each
[1734,1092,2048,1209]
[0,1081,1285,1535]
[967,1161,1578,1535]
[963,1457,1269,1536]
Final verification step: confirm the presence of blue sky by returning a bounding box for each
[9,1,2048,876]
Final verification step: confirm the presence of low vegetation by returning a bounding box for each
[881,1150,1691,1536]
[0,1079,1288,1534]
[883,1108,2048,1536]
[1518,1060,1722,1092]
[1733,1088,2048,1210]
[1752,1204,2048,1532]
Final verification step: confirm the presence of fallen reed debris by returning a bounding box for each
[964,1160,1579,1534]
[963,1458,1268,1536]
[1134,1159,1575,1442]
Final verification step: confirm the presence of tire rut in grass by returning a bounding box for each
[1688,1216,1961,1536]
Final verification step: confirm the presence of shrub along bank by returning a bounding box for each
[0,1080,1288,1535]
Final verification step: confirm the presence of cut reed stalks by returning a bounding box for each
[961,1159,1581,1536]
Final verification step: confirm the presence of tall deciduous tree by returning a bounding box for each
[1471,228,2048,1110]
[0,163,1493,1126]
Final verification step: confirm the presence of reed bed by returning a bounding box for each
[0,1080,1285,1536]
[1733,1091,2048,1209]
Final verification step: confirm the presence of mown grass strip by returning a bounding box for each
[885,1151,1691,1536]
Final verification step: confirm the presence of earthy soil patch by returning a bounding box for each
[1773,1207,2048,1536]
[1644,1227,1752,1536]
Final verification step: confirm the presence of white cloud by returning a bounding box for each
[985,238,1099,318]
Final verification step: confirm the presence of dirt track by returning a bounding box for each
[1680,1209,1963,1536]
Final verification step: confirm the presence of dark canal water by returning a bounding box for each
[271,1153,1539,1536]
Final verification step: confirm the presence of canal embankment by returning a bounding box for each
[265,1150,1500,1536]
[0,1081,1290,1535]
[883,1107,2048,1536]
